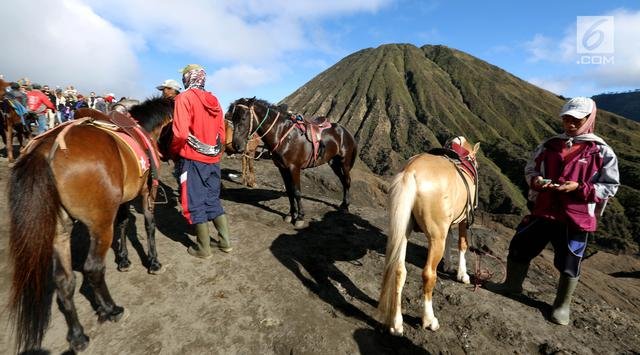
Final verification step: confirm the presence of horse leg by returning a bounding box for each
[114,204,132,272]
[53,210,90,352]
[329,156,351,211]
[421,225,447,331]
[6,124,14,162]
[84,221,126,323]
[247,153,256,188]
[291,167,305,228]
[456,220,471,284]
[278,167,296,223]
[141,188,165,274]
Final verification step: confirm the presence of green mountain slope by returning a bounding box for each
[281,44,640,252]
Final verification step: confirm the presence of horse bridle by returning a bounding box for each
[231,103,281,141]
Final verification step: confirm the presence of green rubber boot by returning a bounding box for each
[485,258,529,295]
[188,222,213,259]
[550,274,579,325]
[212,214,233,253]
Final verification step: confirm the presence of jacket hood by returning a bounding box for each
[187,88,221,115]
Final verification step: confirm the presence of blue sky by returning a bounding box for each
[3,1,639,110]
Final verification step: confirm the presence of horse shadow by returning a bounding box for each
[610,271,640,279]
[353,328,431,355]
[221,182,344,218]
[270,210,427,331]
[152,180,193,248]
[221,186,287,218]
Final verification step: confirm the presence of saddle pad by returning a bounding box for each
[100,128,158,177]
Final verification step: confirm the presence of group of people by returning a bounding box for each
[2,77,123,135]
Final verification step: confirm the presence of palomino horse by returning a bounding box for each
[229,98,357,227]
[0,79,30,162]
[7,97,173,352]
[378,137,480,335]
[224,117,260,187]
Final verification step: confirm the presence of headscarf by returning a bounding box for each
[182,68,206,90]
[569,102,597,137]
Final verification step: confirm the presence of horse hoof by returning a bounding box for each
[149,263,167,275]
[69,333,90,352]
[294,220,305,229]
[389,326,404,336]
[284,216,293,223]
[117,261,132,272]
[457,273,471,284]
[108,306,128,323]
[422,317,440,331]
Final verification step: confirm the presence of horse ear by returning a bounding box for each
[473,142,481,154]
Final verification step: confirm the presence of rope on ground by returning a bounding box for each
[468,229,506,291]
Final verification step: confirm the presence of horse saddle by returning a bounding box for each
[291,114,332,142]
[92,112,160,177]
[291,114,332,167]
[427,147,477,182]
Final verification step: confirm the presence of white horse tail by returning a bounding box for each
[378,170,416,328]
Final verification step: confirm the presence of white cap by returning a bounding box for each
[156,79,181,92]
[559,97,595,119]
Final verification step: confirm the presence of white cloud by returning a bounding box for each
[1,0,141,97]
[524,9,640,93]
[589,9,640,88]
[210,65,278,92]
[1,0,393,98]
[524,33,574,63]
[527,77,572,95]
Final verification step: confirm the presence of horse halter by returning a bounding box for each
[232,103,280,141]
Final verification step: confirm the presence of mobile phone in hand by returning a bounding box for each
[540,178,552,185]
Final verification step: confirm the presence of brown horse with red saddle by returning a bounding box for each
[7,97,174,353]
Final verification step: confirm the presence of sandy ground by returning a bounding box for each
[0,150,639,355]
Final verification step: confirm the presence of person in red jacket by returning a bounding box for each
[26,83,55,135]
[487,97,619,325]
[171,64,231,259]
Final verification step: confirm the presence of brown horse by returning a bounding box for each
[7,97,173,353]
[0,79,30,162]
[229,98,357,227]
[224,118,260,187]
[378,137,480,335]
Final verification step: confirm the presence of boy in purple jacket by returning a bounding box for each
[488,97,619,325]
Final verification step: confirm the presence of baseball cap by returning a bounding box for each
[156,79,181,91]
[559,97,595,119]
[178,64,204,74]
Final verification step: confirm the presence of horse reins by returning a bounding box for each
[233,103,284,156]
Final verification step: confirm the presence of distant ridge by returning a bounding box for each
[282,44,640,251]
[593,90,640,122]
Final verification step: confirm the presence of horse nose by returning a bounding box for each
[233,142,243,152]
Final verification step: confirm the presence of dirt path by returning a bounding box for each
[1,155,639,354]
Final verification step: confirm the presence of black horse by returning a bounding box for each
[229,98,358,227]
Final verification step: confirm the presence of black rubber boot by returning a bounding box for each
[188,222,212,259]
[550,274,579,325]
[485,258,529,295]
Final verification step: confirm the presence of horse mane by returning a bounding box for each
[129,96,174,132]
[230,97,289,116]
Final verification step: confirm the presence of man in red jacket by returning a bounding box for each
[171,64,232,259]
[26,83,55,134]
